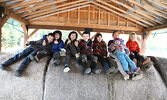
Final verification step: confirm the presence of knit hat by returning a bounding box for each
[113,30,121,36]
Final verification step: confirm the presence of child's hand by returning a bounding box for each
[103,56,106,58]
[75,41,78,47]
[75,53,79,58]
[42,40,46,46]
[67,39,71,44]
[138,52,140,55]
[37,51,40,54]
[112,46,115,50]
[25,41,30,45]
[54,40,59,44]
[131,52,134,55]
[120,45,124,49]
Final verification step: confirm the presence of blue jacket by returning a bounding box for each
[51,40,64,53]
[43,34,64,53]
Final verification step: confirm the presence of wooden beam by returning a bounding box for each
[127,0,167,19]
[29,20,143,32]
[88,6,90,24]
[21,23,28,48]
[141,31,152,54]
[77,31,83,37]
[0,14,9,28]
[25,2,90,20]
[108,0,162,24]
[92,2,148,27]
[90,4,143,28]
[7,0,42,9]
[29,24,143,35]
[144,0,167,14]
[91,33,98,40]
[15,0,67,13]
[137,36,142,46]
[98,9,100,25]
[143,24,167,32]
[95,0,155,26]
[107,13,110,26]
[21,0,86,17]
[78,9,80,24]
[28,29,39,38]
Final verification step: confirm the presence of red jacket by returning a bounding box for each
[93,41,107,57]
[79,39,93,54]
[126,40,140,53]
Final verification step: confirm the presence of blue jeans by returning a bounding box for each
[116,52,137,72]
[2,47,37,72]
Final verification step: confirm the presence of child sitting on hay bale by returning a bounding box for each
[0,33,54,77]
[108,31,143,80]
[126,32,153,69]
[63,31,80,73]
[79,32,101,75]
[30,31,64,67]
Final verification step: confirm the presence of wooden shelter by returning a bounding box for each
[0,0,167,53]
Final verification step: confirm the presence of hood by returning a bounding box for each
[68,31,78,41]
[53,30,62,42]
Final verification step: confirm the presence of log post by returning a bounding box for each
[140,31,152,54]
[21,23,29,48]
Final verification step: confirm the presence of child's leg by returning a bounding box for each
[81,54,91,74]
[15,50,37,77]
[53,52,60,60]
[69,45,80,65]
[64,53,71,66]
[98,56,109,72]
[69,44,78,56]
[116,53,129,72]
[105,57,115,68]
[115,56,129,80]
[88,55,98,70]
[124,54,138,71]
[51,52,61,66]
[63,54,71,72]
[129,52,137,66]
[89,55,101,74]
[1,47,34,68]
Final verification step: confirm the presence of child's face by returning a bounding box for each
[70,33,76,40]
[112,33,120,39]
[97,36,102,42]
[115,40,120,45]
[83,34,90,41]
[130,35,136,41]
[47,36,54,43]
[54,33,60,40]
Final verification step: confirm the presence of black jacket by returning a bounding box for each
[64,32,80,54]
[29,38,52,54]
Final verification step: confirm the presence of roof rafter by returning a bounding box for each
[21,0,87,17]
[127,0,167,19]
[26,1,90,20]
[107,0,163,24]
[15,0,67,13]
[91,2,148,27]
[7,0,42,9]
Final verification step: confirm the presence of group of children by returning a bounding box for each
[0,30,152,80]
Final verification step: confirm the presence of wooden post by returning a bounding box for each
[28,29,39,38]
[140,31,152,54]
[91,33,98,40]
[98,9,100,25]
[21,23,28,48]
[77,31,82,37]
